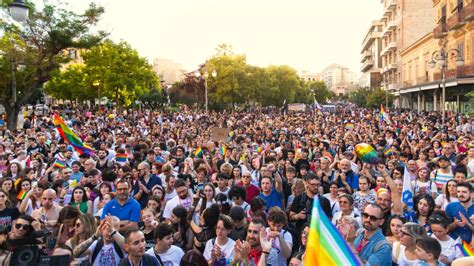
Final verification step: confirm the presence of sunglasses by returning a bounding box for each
[362,212,382,222]
[401,231,412,237]
[15,223,30,230]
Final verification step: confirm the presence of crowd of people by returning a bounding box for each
[0,103,472,266]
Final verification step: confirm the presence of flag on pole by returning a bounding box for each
[305,196,361,266]
[53,113,94,156]
[314,98,323,114]
[194,147,203,157]
[402,165,414,211]
[380,104,390,124]
[456,238,474,257]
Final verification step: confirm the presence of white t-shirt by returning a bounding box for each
[435,194,459,211]
[203,238,235,262]
[411,179,438,196]
[392,242,420,266]
[163,195,192,219]
[87,241,125,266]
[145,245,184,266]
[432,235,463,263]
[265,228,293,266]
[164,190,177,202]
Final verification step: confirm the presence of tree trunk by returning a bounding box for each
[5,104,20,131]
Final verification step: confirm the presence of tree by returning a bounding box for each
[46,40,159,107]
[366,87,394,108]
[0,2,106,130]
[349,87,370,107]
[169,73,204,106]
[307,81,334,104]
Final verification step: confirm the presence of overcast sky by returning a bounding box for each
[40,0,381,74]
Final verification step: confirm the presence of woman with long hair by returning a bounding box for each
[429,211,463,265]
[392,223,427,265]
[6,162,22,179]
[147,195,163,220]
[0,189,19,229]
[203,215,235,264]
[169,205,190,250]
[92,182,112,216]
[385,215,406,247]
[411,167,437,198]
[65,213,96,250]
[435,179,458,211]
[405,194,436,232]
[0,178,17,207]
[69,186,92,215]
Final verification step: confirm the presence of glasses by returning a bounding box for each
[401,231,412,237]
[15,223,30,230]
[362,212,382,222]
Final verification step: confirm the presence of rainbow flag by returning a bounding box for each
[116,153,127,163]
[345,123,354,130]
[53,113,94,156]
[54,159,66,168]
[16,189,27,201]
[380,104,390,124]
[457,239,474,257]
[384,147,393,156]
[14,177,22,187]
[194,147,203,157]
[221,146,227,156]
[256,146,263,154]
[305,196,361,266]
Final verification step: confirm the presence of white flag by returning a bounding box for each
[402,165,414,210]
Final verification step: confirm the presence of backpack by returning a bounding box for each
[91,238,124,264]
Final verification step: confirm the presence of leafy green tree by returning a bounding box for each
[349,87,370,107]
[139,88,166,108]
[0,2,106,130]
[169,73,204,106]
[366,87,393,108]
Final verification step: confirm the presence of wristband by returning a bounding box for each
[262,251,270,255]
[111,230,117,237]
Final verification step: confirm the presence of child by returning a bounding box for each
[415,237,444,266]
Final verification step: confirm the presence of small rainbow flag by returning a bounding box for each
[457,240,474,257]
[384,147,393,156]
[53,113,94,156]
[116,153,127,163]
[194,147,203,157]
[220,146,227,156]
[380,104,390,124]
[54,159,66,168]
[256,146,263,154]
[305,196,361,266]
[16,189,27,201]
[345,123,354,130]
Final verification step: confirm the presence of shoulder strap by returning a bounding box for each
[393,241,401,261]
[113,241,124,259]
[91,238,104,264]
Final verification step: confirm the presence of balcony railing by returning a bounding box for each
[361,59,374,72]
[447,10,465,31]
[433,65,474,80]
[461,1,474,22]
[387,0,397,10]
[433,23,447,39]
[360,51,372,62]
[402,81,413,87]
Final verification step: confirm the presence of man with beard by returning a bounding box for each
[162,179,193,221]
[96,149,114,172]
[101,179,141,233]
[344,204,392,266]
[245,219,265,265]
[430,156,454,191]
[133,162,162,208]
[446,182,474,243]
[334,159,359,194]
[122,228,161,266]
[375,164,403,233]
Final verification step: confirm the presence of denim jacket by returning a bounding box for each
[353,228,392,266]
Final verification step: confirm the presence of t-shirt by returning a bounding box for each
[265,228,293,266]
[145,245,184,266]
[434,194,459,211]
[164,190,177,202]
[100,197,141,222]
[445,202,474,243]
[203,238,235,262]
[0,207,19,228]
[431,235,463,264]
[162,195,192,219]
[87,241,125,266]
[430,169,454,189]
[259,189,282,212]
[392,242,421,266]
[412,179,438,196]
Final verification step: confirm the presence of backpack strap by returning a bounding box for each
[113,241,124,259]
[91,238,104,264]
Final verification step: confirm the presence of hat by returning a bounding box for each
[438,155,449,162]
[67,146,74,152]
[229,206,246,221]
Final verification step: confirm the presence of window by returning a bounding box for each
[457,41,464,61]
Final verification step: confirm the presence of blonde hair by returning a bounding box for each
[292,179,305,195]
[69,213,97,248]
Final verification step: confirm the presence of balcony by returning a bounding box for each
[388,83,398,91]
[387,63,397,70]
[447,10,466,31]
[461,1,474,22]
[381,41,397,55]
[433,65,474,80]
[361,59,374,72]
[361,32,380,51]
[416,76,429,84]
[360,50,372,63]
[433,23,447,39]
[387,0,397,10]
[402,81,413,88]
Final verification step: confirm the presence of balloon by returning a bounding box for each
[355,143,379,164]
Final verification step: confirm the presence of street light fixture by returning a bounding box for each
[8,0,29,22]
[428,40,464,127]
[195,68,217,113]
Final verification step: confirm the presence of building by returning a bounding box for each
[397,0,474,113]
[360,20,384,88]
[152,58,187,86]
[321,64,358,90]
[299,71,321,82]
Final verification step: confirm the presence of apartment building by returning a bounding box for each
[397,0,474,113]
[299,71,321,82]
[152,58,187,86]
[360,20,383,88]
[321,64,358,95]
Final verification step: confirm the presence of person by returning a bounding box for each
[0,189,19,229]
[429,212,463,265]
[69,186,93,215]
[145,223,184,266]
[180,249,208,266]
[121,227,161,266]
[430,156,454,191]
[133,162,162,209]
[229,186,250,212]
[168,206,190,250]
[244,219,265,265]
[101,179,141,233]
[412,167,438,198]
[352,176,376,214]
[203,214,235,265]
[258,174,283,212]
[445,182,474,243]
[414,237,443,266]
[31,188,63,231]
[163,179,193,221]
[392,222,427,265]
[66,213,97,264]
[345,204,392,266]
[140,208,158,251]
[236,171,260,203]
[385,215,406,247]
[228,206,248,241]
[322,181,340,216]
[262,207,292,266]
[332,193,362,229]
[435,179,458,211]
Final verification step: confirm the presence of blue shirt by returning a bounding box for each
[132,175,162,208]
[445,201,474,243]
[101,197,141,222]
[259,189,282,212]
[337,170,359,191]
[353,228,392,266]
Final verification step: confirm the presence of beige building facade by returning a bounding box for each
[360,20,383,88]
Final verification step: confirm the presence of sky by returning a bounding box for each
[37,0,382,74]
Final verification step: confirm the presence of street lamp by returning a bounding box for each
[93,80,101,109]
[8,0,29,22]
[428,40,464,127]
[195,69,217,113]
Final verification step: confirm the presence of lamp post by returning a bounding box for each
[428,39,464,127]
[8,0,29,22]
[93,80,100,109]
[195,69,217,113]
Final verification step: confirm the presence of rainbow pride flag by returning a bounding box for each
[116,153,127,163]
[384,147,393,156]
[345,123,354,130]
[380,104,390,124]
[194,147,203,157]
[221,146,227,156]
[16,189,27,201]
[305,196,361,266]
[54,159,66,168]
[256,146,263,154]
[457,239,474,257]
[53,113,94,156]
